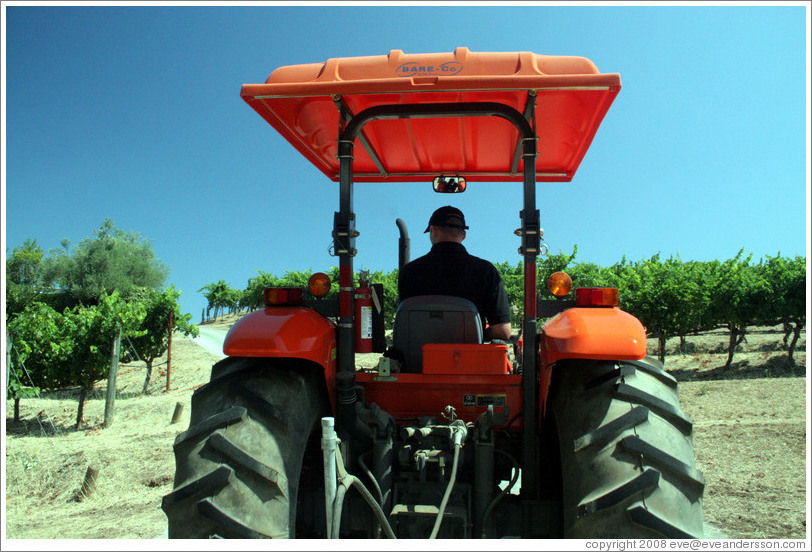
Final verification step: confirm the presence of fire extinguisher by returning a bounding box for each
[354,270,373,353]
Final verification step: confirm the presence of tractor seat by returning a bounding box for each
[391,295,483,373]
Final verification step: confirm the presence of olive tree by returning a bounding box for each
[6,239,47,318]
[42,218,169,307]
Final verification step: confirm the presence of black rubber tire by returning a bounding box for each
[162,357,328,538]
[548,356,704,538]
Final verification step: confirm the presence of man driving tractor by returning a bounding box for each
[398,205,512,341]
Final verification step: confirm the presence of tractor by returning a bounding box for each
[162,48,704,539]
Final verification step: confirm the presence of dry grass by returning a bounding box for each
[4,335,221,539]
[682,379,807,539]
[654,327,807,540]
[3,318,808,541]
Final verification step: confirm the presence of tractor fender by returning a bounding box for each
[223,307,337,409]
[539,307,647,414]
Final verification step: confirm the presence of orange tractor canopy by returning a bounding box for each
[241,46,620,182]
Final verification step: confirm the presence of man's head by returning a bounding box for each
[425,205,468,244]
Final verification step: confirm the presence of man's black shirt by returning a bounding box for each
[398,241,512,327]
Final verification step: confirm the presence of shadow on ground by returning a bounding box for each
[669,355,805,382]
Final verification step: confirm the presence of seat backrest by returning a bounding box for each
[392,295,483,373]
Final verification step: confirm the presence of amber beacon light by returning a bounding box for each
[547,271,573,297]
[308,272,332,297]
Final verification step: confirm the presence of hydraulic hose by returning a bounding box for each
[359,451,384,505]
[330,482,350,539]
[332,445,397,539]
[480,449,520,538]
[429,442,462,539]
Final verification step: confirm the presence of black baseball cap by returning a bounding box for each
[424,206,469,233]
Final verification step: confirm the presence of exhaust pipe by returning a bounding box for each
[396,218,410,269]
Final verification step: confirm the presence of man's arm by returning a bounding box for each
[484,264,512,341]
[485,322,512,341]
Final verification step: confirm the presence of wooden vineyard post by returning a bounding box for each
[5,330,10,399]
[166,308,173,392]
[78,465,99,501]
[103,329,121,428]
[170,402,184,424]
[7,330,21,422]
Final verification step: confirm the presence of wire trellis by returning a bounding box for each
[6,335,81,482]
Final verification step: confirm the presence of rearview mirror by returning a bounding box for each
[432,175,467,193]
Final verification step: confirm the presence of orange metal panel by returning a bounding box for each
[538,307,647,414]
[355,372,521,425]
[241,47,620,182]
[541,307,647,364]
[422,343,511,375]
[223,307,337,408]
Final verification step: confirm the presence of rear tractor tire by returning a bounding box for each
[548,357,704,538]
[162,357,328,538]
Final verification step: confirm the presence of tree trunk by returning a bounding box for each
[658,334,667,363]
[143,359,153,394]
[788,323,802,365]
[14,398,21,423]
[724,326,746,369]
[76,387,87,428]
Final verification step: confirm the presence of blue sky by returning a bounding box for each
[3,2,810,320]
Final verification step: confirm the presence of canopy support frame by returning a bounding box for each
[333,99,543,501]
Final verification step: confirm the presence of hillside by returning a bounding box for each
[4,317,807,540]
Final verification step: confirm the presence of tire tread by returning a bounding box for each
[162,466,234,511]
[163,359,326,539]
[619,436,705,499]
[626,358,678,390]
[577,468,660,516]
[613,383,693,435]
[174,406,248,448]
[573,406,649,452]
[197,498,284,538]
[551,359,704,538]
[627,505,698,538]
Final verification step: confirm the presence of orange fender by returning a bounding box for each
[539,307,647,414]
[223,307,337,409]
